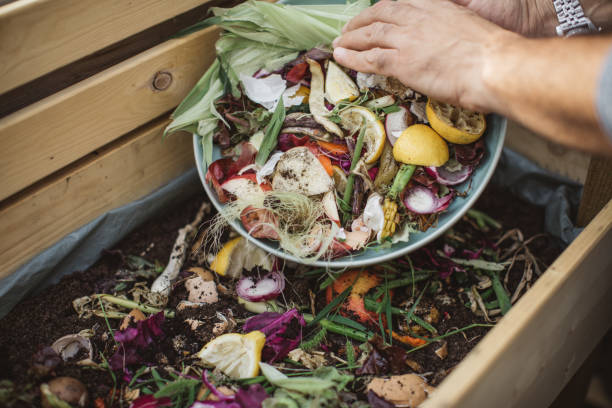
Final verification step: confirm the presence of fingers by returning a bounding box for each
[333,47,399,77]
[333,22,401,51]
[342,0,410,33]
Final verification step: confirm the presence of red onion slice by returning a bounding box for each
[385,106,409,146]
[236,271,285,302]
[425,162,473,186]
[403,185,454,214]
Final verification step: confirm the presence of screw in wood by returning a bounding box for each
[152,71,173,91]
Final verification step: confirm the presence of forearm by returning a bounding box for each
[480,32,612,154]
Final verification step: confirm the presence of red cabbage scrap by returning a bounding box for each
[235,385,269,407]
[278,133,309,152]
[192,372,268,408]
[454,139,485,166]
[205,142,257,203]
[242,309,305,362]
[130,395,172,408]
[110,312,165,371]
[368,167,379,180]
[412,247,465,279]
[356,336,407,375]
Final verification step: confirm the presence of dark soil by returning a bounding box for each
[0,185,562,407]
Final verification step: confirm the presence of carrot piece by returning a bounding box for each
[390,330,427,347]
[317,140,349,155]
[317,154,334,176]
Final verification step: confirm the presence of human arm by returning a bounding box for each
[332,0,612,155]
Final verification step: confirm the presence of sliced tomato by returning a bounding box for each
[205,142,257,203]
[240,206,280,240]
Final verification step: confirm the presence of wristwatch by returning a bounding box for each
[553,0,601,36]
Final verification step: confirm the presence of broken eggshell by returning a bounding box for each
[51,334,93,362]
[185,277,219,304]
[366,374,435,408]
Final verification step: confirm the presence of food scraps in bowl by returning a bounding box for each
[201,50,488,262]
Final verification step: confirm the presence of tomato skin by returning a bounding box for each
[286,62,308,83]
[240,206,280,240]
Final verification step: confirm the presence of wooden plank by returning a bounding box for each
[423,199,612,408]
[0,0,219,94]
[577,156,612,227]
[505,120,591,184]
[0,26,219,202]
[0,118,194,279]
[0,0,241,118]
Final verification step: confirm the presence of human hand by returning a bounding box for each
[450,0,557,37]
[332,0,518,112]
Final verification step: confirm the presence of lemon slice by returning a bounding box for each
[325,61,359,105]
[393,124,449,167]
[210,236,243,277]
[426,99,486,144]
[197,331,265,379]
[210,237,272,278]
[339,106,385,164]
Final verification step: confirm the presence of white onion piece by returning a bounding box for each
[236,271,285,302]
[425,163,473,186]
[385,106,409,146]
[403,186,454,214]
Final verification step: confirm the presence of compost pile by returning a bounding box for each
[0,186,561,408]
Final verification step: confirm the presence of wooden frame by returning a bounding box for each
[0,26,220,201]
[0,119,193,279]
[0,0,217,93]
[423,199,612,408]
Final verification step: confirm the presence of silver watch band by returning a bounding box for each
[553,0,600,37]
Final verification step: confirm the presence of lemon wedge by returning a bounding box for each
[339,106,385,164]
[210,237,272,278]
[393,124,449,167]
[197,331,266,379]
[325,61,359,105]
[426,99,486,144]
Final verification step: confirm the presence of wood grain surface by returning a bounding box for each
[0,0,216,93]
[0,118,194,279]
[0,26,219,202]
[423,199,612,408]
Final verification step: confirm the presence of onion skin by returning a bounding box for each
[236,271,285,302]
[424,163,473,186]
[403,185,454,214]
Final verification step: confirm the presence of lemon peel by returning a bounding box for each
[393,124,449,167]
[197,331,266,379]
[426,99,486,145]
[339,106,385,164]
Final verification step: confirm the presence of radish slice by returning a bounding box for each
[385,106,409,146]
[403,185,454,214]
[236,271,285,302]
[425,161,473,186]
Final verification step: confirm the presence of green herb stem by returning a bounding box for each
[341,119,367,218]
[255,98,285,165]
[363,297,437,334]
[388,164,416,201]
[486,271,512,314]
[96,294,175,318]
[303,314,373,343]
